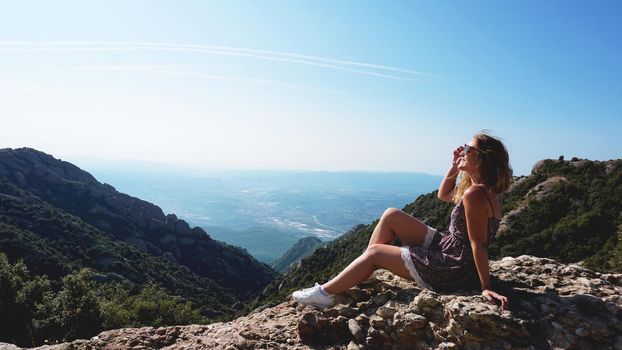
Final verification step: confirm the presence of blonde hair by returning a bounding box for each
[453,131,513,203]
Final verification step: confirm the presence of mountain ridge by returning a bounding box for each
[0,147,280,345]
[271,236,324,273]
[0,147,278,298]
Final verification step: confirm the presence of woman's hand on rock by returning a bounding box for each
[482,289,509,310]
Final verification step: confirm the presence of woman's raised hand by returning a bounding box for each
[452,145,464,168]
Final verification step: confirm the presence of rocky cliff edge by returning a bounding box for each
[2,255,621,350]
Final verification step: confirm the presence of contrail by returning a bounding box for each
[55,64,344,94]
[150,68,345,95]
[0,41,438,82]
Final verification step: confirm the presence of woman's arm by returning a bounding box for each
[471,240,491,289]
[437,146,463,202]
[437,165,459,202]
[463,188,509,309]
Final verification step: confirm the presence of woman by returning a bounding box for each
[292,132,512,310]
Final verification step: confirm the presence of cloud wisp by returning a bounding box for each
[0,41,438,82]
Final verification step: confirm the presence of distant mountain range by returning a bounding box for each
[78,163,441,263]
[0,148,277,318]
[255,156,622,306]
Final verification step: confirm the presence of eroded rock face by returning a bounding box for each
[3,255,621,350]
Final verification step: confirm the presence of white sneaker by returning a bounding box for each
[292,283,334,308]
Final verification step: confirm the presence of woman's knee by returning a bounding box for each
[382,207,401,219]
[364,243,386,264]
[364,244,404,271]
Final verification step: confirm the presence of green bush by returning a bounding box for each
[0,255,207,346]
[97,282,206,329]
[0,253,52,346]
[52,269,103,341]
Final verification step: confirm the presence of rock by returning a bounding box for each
[348,319,366,342]
[393,312,427,335]
[436,342,460,350]
[355,313,370,328]
[531,159,548,174]
[347,341,360,350]
[376,301,398,319]
[296,311,317,338]
[414,289,441,310]
[0,343,23,350]
[369,315,386,330]
[335,305,359,318]
[371,292,390,306]
[5,256,622,350]
[296,309,349,346]
[366,327,390,349]
[339,286,370,304]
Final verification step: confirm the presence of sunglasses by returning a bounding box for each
[463,144,481,155]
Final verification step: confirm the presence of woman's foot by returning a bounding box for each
[292,283,334,308]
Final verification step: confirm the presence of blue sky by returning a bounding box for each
[0,1,620,176]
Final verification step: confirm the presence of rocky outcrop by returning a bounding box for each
[498,175,568,234]
[0,148,196,243]
[0,148,277,298]
[6,255,620,350]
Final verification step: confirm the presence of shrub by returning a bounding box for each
[0,253,52,346]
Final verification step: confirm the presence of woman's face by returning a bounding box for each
[457,139,481,175]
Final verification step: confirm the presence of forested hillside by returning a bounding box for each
[0,148,278,346]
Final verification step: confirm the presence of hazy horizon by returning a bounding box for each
[9,149,615,179]
[66,154,450,177]
[79,160,443,263]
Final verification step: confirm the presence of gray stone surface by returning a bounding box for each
[3,256,620,350]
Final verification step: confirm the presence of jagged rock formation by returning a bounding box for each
[272,236,324,273]
[5,255,620,350]
[0,148,277,318]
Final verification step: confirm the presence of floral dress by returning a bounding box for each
[400,194,500,291]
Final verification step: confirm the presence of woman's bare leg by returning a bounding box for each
[321,208,430,295]
[368,208,430,248]
[322,244,411,294]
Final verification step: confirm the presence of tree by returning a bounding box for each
[51,269,102,341]
[0,252,52,346]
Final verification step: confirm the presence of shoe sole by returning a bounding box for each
[292,296,334,308]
